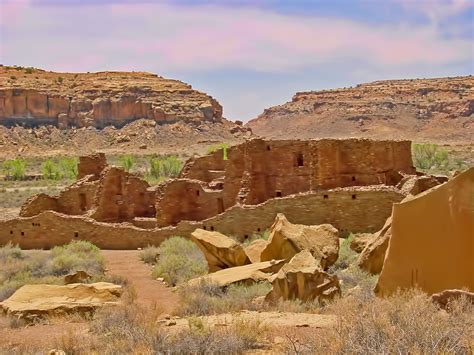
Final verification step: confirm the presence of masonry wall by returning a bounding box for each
[0,188,404,249]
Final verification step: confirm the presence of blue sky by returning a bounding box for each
[1,0,473,121]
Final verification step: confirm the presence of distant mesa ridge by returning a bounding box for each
[246,76,474,143]
[0,65,223,129]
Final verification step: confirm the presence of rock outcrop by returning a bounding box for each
[247,76,474,144]
[260,214,339,269]
[357,218,392,274]
[188,259,285,287]
[64,270,92,284]
[191,228,250,272]
[376,168,474,296]
[0,66,222,129]
[349,233,374,253]
[431,289,474,309]
[266,250,341,303]
[244,239,268,263]
[0,282,122,319]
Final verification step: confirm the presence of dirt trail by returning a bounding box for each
[101,250,179,314]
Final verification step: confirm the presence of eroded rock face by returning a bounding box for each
[188,259,285,287]
[350,233,374,253]
[260,214,339,269]
[376,168,474,296]
[266,250,341,303]
[357,217,392,274]
[431,289,474,309]
[0,282,122,319]
[191,228,250,272]
[244,239,268,263]
[0,66,223,129]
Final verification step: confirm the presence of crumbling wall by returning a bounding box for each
[0,187,404,249]
[20,178,99,217]
[90,167,156,222]
[155,179,224,227]
[77,153,107,180]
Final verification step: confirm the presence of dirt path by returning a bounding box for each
[101,250,180,314]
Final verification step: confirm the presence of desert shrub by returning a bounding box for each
[412,143,466,173]
[57,76,64,84]
[2,159,27,180]
[24,67,33,74]
[42,159,62,180]
[148,155,183,179]
[0,241,104,301]
[285,289,474,354]
[139,245,161,265]
[177,281,272,316]
[151,236,207,285]
[119,154,135,172]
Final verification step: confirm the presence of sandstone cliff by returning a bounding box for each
[0,65,223,129]
[247,76,474,144]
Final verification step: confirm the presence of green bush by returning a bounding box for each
[2,159,27,180]
[59,157,78,179]
[148,155,183,180]
[207,143,229,160]
[412,143,466,173]
[152,236,207,286]
[42,159,63,180]
[119,155,135,172]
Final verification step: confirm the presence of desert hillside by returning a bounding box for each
[0,66,251,158]
[247,76,474,144]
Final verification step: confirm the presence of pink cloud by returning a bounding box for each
[1,2,471,73]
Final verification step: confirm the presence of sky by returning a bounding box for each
[0,0,473,121]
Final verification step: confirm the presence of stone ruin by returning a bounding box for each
[0,138,444,250]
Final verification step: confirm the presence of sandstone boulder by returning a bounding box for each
[64,270,92,284]
[188,259,285,287]
[260,214,339,269]
[191,229,250,272]
[266,250,341,303]
[357,217,392,274]
[244,239,268,263]
[350,233,374,253]
[0,282,122,319]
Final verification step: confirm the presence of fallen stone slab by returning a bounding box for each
[266,250,341,303]
[244,239,268,263]
[0,282,122,319]
[260,214,339,269]
[191,228,250,272]
[431,289,474,310]
[64,270,92,284]
[188,259,285,287]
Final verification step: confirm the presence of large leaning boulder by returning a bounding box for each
[357,217,392,274]
[188,259,285,287]
[260,214,339,269]
[244,239,268,263]
[191,229,250,272]
[0,282,122,319]
[266,250,341,303]
[350,233,374,253]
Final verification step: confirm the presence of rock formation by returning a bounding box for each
[191,229,250,272]
[247,76,474,144]
[266,250,341,303]
[0,282,122,319]
[260,214,340,269]
[349,233,373,253]
[0,66,222,129]
[375,168,474,296]
[357,218,392,274]
[188,259,285,287]
[430,289,474,309]
[244,239,268,263]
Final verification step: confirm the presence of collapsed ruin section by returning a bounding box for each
[0,138,433,249]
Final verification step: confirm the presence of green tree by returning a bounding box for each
[59,157,78,179]
[119,155,135,172]
[42,159,62,180]
[2,159,27,180]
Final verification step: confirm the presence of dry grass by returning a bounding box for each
[284,289,474,354]
[0,241,105,301]
[139,245,161,265]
